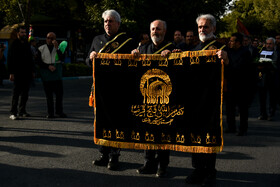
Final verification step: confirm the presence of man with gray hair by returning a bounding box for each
[131,19,174,178]
[257,37,279,121]
[186,14,228,186]
[86,9,134,66]
[86,9,135,171]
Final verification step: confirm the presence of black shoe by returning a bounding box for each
[185,169,206,184]
[46,115,55,119]
[201,169,217,187]
[92,156,109,167]
[137,164,157,174]
[267,115,274,121]
[258,115,267,120]
[107,157,119,170]
[19,113,31,117]
[156,167,167,178]
[57,113,67,118]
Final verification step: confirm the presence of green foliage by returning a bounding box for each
[1,0,233,40]
[220,0,280,39]
[0,0,24,26]
[84,0,231,39]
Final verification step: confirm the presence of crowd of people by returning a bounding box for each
[1,8,279,186]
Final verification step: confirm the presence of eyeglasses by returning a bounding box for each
[47,37,54,40]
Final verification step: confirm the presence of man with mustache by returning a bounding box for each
[86,9,135,171]
[186,14,228,186]
[131,19,174,178]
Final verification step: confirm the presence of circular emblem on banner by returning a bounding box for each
[140,68,172,104]
[111,42,119,49]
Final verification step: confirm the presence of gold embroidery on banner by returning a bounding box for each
[211,55,216,63]
[140,69,172,105]
[131,131,140,141]
[142,58,151,66]
[206,133,217,144]
[101,59,110,66]
[145,131,155,142]
[206,56,212,63]
[103,129,112,138]
[159,58,168,67]
[116,129,124,139]
[161,133,171,142]
[176,133,185,143]
[131,104,184,126]
[128,59,137,67]
[173,58,183,66]
[191,133,201,144]
[114,59,122,66]
[131,68,184,126]
[111,42,119,49]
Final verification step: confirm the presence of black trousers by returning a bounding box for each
[10,78,31,115]
[99,146,120,159]
[225,89,249,133]
[192,153,216,170]
[144,150,170,168]
[259,83,277,117]
[42,80,63,115]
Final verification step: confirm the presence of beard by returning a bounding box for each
[199,32,215,42]
[151,34,163,44]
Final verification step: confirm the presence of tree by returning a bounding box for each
[84,0,231,40]
[220,0,280,39]
[1,0,231,41]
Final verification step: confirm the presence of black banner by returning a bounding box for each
[91,50,224,153]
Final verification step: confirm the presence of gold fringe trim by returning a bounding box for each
[91,50,224,153]
[94,138,222,153]
[96,49,219,61]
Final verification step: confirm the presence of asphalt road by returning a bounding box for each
[0,78,279,187]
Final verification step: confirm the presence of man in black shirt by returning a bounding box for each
[131,19,174,178]
[86,9,135,171]
[186,14,228,186]
[7,26,35,120]
[225,33,255,135]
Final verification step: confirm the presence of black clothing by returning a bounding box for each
[225,46,254,133]
[0,54,5,85]
[87,31,135,160]
[86,32,135,66]
[257,49,279,118]
[37,45,65,116]
[7,39,34,79]
[42,80,63,115]
[7,38,34,115]
[139,40,174,54]
[179,42,195,51]
[191,38,224,172]
[139,40,175,169]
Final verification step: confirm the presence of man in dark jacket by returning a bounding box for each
[225,32,255,135]
[86,9,135,171]
[131,19,175,178]
[7,25,35,120]
[186,14,228,186]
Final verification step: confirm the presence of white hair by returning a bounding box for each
[150,20,167,30]
[266,37,276,44]
[196,14,216,27]
[102,9,121,23]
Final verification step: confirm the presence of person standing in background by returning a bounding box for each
[7,26,35,120]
